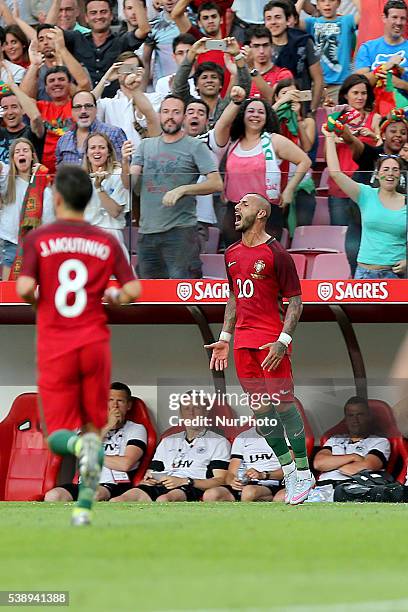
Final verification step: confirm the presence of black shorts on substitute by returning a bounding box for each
[60,482,133,500]
[137,483,203,501]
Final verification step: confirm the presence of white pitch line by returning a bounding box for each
[155,599,408,612]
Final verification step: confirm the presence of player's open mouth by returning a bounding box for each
[190,120,199,127]
[235,213,242,226]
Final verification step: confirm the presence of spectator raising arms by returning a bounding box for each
[93,57,161,144]
[325,130,407,279]
[272,78,316,230]
[0,138,53,280]
[83,132,129,250]
[324,74,381,274]
[214,96,311,245]
[122,94,223,279]
[172,36,251,129]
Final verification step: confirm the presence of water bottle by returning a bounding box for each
[237,460,249,485]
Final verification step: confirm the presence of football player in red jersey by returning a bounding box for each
[16,165,141,526]
[205,192,314,505]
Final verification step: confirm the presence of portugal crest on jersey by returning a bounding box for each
[251,260,266,279]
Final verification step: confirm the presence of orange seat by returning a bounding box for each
[319,399,402,476]
[0,393,62,501]
[126,397,157,486]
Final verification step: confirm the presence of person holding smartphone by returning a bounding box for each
[92,51,161,144]
[272,78,316,230]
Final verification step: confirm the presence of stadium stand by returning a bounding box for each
[201,254,227,279]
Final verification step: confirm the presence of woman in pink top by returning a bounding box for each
[214,95,311,246]
[326,74,381,274]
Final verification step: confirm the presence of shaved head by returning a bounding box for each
[235,192,272,233]
[247,192,271,218]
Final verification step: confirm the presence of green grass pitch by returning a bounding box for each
[1,502,408,612]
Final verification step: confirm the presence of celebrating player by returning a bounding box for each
[205,192,314,505]
[16,165,141,526]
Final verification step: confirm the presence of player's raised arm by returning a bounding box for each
[204,290,236,371]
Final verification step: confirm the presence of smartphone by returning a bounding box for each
[298,90,312,102]
[205,39,227,52]
[117,64,141,75]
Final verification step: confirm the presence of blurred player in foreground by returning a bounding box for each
[205,192,314,504]
[16,165,140,526]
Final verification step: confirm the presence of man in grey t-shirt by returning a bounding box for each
[122,94,222,279]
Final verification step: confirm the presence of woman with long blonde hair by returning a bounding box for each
[82,132,130,249]
[0,138,53,279]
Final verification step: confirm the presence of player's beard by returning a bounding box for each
[240,213,258,233]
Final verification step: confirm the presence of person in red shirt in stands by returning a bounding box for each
[34,67,75,175]
[16,165,141,526]
[205,192,314,506]
[171,1,233,97]
[245,26,293,102]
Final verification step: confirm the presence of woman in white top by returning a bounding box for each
[0,138,53,280]
[83,132,130,249]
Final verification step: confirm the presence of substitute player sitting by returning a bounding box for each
[44,382,147,503]
[16,165,141,526]
[205,192,314,505]
[111,394,230,502]
[203,426,284,502]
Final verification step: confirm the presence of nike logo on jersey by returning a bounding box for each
[227,261,237,267]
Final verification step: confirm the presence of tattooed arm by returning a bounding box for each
[282,294,303,338]
[204,291,236,370]
[260,294,303,372]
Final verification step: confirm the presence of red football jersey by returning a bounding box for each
[225,238,301,349]
[20,220,136,359]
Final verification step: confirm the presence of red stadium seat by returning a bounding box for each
[289,226,347,277]
[310,253,351,280]
[201,254,227,279]
[289,254,307,279]
[204,227,220,254]
[290,225,347,252]
[0,393,62,501]
[126,397,157,486]
[320,399,402,475]
[312,196,330,226]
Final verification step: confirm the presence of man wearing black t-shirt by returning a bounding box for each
[0,90,45,165]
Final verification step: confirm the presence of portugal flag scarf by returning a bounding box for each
[9,165,51,280]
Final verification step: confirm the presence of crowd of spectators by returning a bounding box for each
[0,0,407,280]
